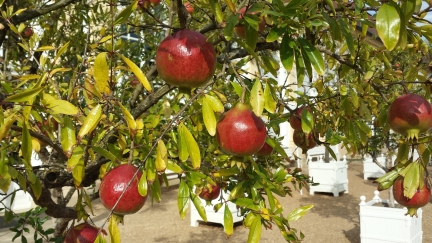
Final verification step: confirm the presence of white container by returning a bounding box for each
[0,182,33,213]
[308,155,349,197]
[363,154,386,180]
[190,190,243,227]
[359,190,422,243]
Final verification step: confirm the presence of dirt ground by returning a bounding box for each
[0,160,431,243]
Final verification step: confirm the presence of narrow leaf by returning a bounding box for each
[247,216,262,243]
[224,205,234,237]
[205,94,224,113]
[287,204,314,222]
[92,146,118,162]
[250,80,264,117]
[43,93,79,115]
[280,34,295,71]
[21,122,32,168]
[263,82,277,113]
[61,116,76,156]
[179,123,201,169]
[5,86,44,102]
[177,180,190,219]
[108,215,121,243]
[298,38,325,75]
[120,54,152,92]
[202,96,217,136]
[118,102,136,136]
[94,52,111,95]
[190,192,207,221]
[155,140,168,172]
[78,104,102,139]
[138,171,148,197]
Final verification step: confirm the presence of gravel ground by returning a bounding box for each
[0,160,431,243]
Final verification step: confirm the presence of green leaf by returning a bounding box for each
[177,180,190,219]
[402,162,420,198]
[202,96,217,136]
[72,158,85,187]
[166,160,183,174]
[263,81,277,114]
[5,86,44,102]
[295,49,305,86]
[250,80,264,117]
[224,205,234,237]
[190,192,207,221]
[301,108,314,134]
[138,171,148,197]
[114,0,137,25]
[54,41,70,62]
[92,146,118,162]
[298,38,325,75]
[287,204,314,222]
[338,18,355,58]
[247,215,262,243]
[150,177,162,203]
[61,116,76,156]
[266,137,288,158]
[208,0,224,23]
[231,198,261,211]
[231,82,243,98]
[224,14,239,41]
[29,178,42,200]
[94,52,111,95]
[244,21,259,50]
[376,4,401,51]
[21,122,32,169]
[280,34,295,71]
[179,123,201,169]
[67,145,84,171]
[177,126,189,162]
[120,54,153,92]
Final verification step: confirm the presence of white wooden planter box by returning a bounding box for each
[0,182,33,214]
[363,154,386,180]
[359,190,423,243]
[308,156,349,197]
[190,190,243,227]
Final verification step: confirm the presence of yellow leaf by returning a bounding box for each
[108,215,121,243]
[94,52,111,95]
[202,96,217,136]
[118,102,136,136]
[155,140,168,172]
[78,104,102,139]
[205,94,224,113]
[120,54,153,92]
[250,80,264,117]
[43,93,79,115]
[179,123,201,169]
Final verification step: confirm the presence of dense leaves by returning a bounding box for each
[2,0,432,242]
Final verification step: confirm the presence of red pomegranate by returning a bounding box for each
[289,107,310,130]
[293,130,316,151]
[64,222,106,243]
[156,29,216,88]
[184,1,194,13]
[216,102,267,156]
[387,93,432,140]
[199,183,221,201]
[255,141,273,157]
[99,164,147,215]
[393,176,431,217]
[235,6,266,39]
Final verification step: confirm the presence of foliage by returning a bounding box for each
[1,0,432,242]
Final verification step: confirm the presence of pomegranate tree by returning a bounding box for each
[387,93,432,140]
[156,29,216,88]
[392,176,431,217]
[99,164,147,215]
[64,222,106,243]
[216,102,267,156]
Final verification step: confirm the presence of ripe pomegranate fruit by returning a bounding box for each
[64,222,106,243]
[387,93,432,140]
[23,27,33,38]
[199,183,221,201]
[235,6,266,39]
[99,164,147,215]
[184,1,194,13]
[255,141,273,157]
[289,107,310,130]
[393,176,431,217]
[293,130,316,151]
[216,102,267,156]
[156,29,216,88]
